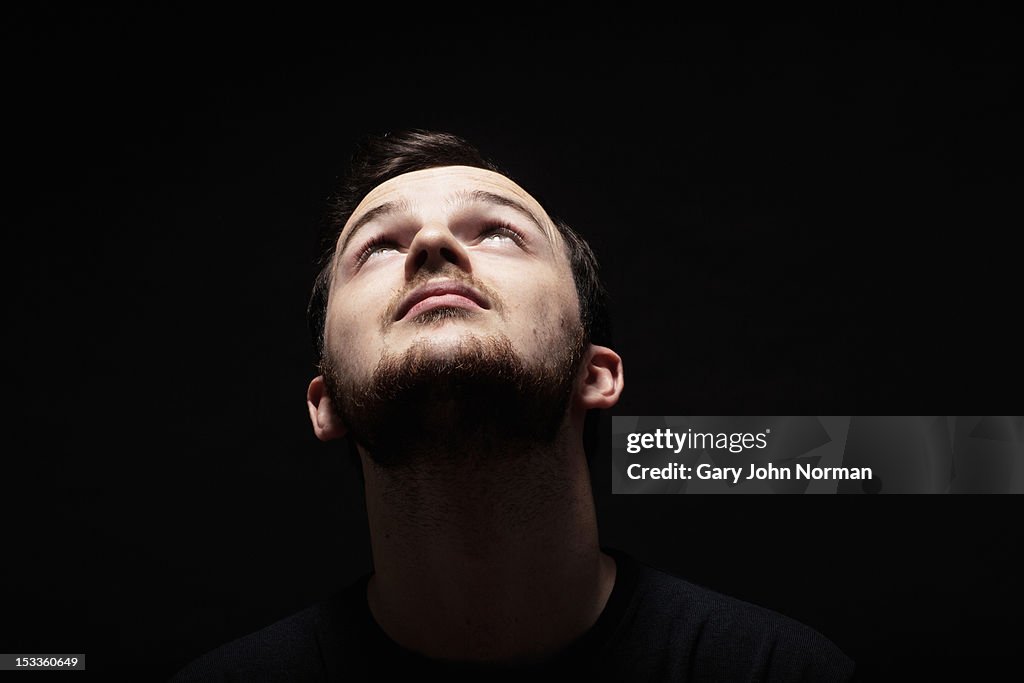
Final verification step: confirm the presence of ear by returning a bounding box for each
[306,375,348,441]
[575,345,624,410]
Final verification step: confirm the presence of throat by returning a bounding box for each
[359,435,608,662]
[362,456,615,665]
[364,436,578,542]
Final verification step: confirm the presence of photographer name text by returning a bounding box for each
[626,461,873,482]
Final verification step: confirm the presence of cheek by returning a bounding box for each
[498,269,579,334]
[324,297,381,377]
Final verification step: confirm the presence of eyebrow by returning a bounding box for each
[336,189,552,260]
[337,197,411,258]
[451,190,550,242]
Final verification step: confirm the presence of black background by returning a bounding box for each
[4,8,1021,681]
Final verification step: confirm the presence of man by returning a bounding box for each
[171,130,855,681]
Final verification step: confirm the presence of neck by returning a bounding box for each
[359,425,616,664]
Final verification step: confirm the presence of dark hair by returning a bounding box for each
[306,129,611,460]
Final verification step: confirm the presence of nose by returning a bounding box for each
[403,220,472,281]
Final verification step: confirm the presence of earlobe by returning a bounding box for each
[306,375,348,441]
[577,345,624,410]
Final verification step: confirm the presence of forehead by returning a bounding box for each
[343,165,555,236]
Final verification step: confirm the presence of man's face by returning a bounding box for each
[323,165,582,390]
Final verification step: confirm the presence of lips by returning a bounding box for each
[393,280,490,321]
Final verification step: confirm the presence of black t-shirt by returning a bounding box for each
[170,548,855,682]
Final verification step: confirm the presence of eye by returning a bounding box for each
[479,221,525,246]
[355,236,400,266]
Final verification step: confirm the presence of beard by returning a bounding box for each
[321,320,586,469]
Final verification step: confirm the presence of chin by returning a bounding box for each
[403,330,496,358]
[398,309,495,344]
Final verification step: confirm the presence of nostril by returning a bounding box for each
[440,247,458,263]
[412,250,427,269]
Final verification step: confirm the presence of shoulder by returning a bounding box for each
[168,603,327,683]
[607,555,856,681]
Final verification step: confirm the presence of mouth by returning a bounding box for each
[394,280,491,322]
